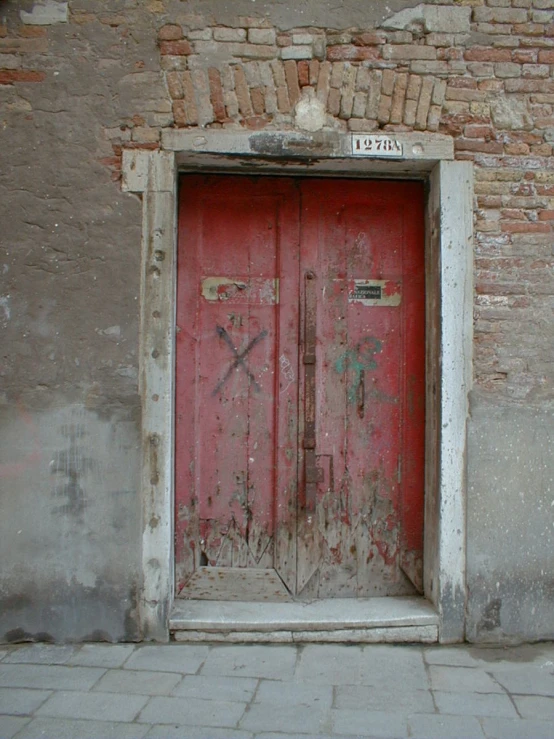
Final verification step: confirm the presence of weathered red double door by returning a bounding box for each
[175,175,425,601]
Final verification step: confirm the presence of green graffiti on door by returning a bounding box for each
[335,337,383,404]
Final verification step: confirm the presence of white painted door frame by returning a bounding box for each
[122,130,473,643]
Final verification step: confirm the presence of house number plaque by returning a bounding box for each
[352,134,403,158]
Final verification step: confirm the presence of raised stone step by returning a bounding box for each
[170,596,439,643]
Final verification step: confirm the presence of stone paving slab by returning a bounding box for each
[295,644,364,685]
[254,680,333,708]
[3,646,76,665]
[67,644,136,668]
[0,689,51,717]
[13,717,151,739]
[331,708,408,737]
[481,716,554,739]
[0,642,552,739]
[512,693,554,720]
[433,690,518,719]
[428,665,504,693]
[93,669,183,696]
[239,702,330,734]
[334,685,434,714]
[137,696,247,728]
[35,691,149,723]
[123,645,209,674]
[492,667,554,695]
[200,645,297,680]
[408,714,486,738]
[144,727,253,739]
[0,715,30,739]
[0,664,106,691]
[171,675,258,702]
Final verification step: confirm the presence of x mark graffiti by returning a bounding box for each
[212,325,268,396]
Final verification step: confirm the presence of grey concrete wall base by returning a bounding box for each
[467,400,554,644]
[122,132,471,642]
[0,404,141,643]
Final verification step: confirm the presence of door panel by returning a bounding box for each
[175,176,299,598]
[175,175,425,601]
[298,180,425,597]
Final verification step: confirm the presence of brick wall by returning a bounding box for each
[2,0,554,404]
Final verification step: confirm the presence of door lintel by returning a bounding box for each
[122,130,472,644]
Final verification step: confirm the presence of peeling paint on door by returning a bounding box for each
[175,176,425,601]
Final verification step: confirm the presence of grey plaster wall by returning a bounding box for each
[0,0,147,642]
[466,399,554,644]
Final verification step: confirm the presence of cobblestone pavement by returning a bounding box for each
[0,642,553,738]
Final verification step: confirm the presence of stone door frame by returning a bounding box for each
[122,129,473,642]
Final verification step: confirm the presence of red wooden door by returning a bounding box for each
[175,175,425,601]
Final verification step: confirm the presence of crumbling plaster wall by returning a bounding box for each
[1,0,554,642]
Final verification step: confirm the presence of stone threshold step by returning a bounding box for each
[170,596,439,643]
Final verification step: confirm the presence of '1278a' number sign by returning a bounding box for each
[352,134,403,158]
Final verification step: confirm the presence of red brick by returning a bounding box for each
[158,24,183,41]
[182,71,198,125]
[478,196,503,208]
[327,87,341,116]
[0,25,6,38]
[276,86,290,113]
[250,87,265,115]
[501,221,550,233]
[513,49,538,64]
[538,50,554,63]
[505,143,530,155]
[326,45,380,62]
[536,184,554,196]
[243,115,270,129]
[513,23,546,36]
[532,143,553,156]
[501,209,526,220]
[479,79,504,92]
[172,100,187,127]
[352,32,386,46]
[99,14,126,27]
[448,77,478,89]
[455,138,504,154]
[208,67,226,121]
[0,69,46,84]
[166,71,183,99]
[298,60,310,87]
[234,65,253,117]
[122,142,159,151]
[505,78,554,92]
[0,37,48,53]
[276,34,291,47]
[71,13,96,24]
[465,124,494,139]
[160,40,192,56]
[309,60,319,86]
[464,47,512,62]
[284,59,300,106]
[19,26,47,37]
[538,210,554,220]
[438,47,464,61]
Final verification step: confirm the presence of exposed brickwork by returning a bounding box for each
[3,3,554,403]
[152,8,554,402]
